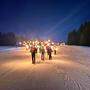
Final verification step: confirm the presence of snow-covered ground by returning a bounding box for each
[0,46,22,52]
[0,46,90,90]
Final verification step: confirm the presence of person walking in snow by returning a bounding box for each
[40,46,45,60]
[47,46,53,60]
[30,45,37,64]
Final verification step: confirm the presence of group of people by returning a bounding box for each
[23,40,57,64]
[30,44,53,64]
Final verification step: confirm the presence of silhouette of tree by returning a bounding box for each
[0,32,17,46]
[67,21,90,46]
[0,32,28,46]
[67,29,78,45]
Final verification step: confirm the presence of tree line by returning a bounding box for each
[67,21,90,46]
[0,32,27,46]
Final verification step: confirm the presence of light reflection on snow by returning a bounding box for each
[2,61,34,71]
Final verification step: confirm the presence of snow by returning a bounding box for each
[0,46,21,52]
[0,46,90,90]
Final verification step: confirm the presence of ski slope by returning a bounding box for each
[0,46,90,90]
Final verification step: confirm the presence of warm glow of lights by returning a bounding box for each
[19,42,22,45]
[48,39,51,42]
[2,61,35,70]
[25,45,29,49]
[47,43,50,46]
[52,42,54,45]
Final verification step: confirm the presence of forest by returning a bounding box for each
[67,21,90,46]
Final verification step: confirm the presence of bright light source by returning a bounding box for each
[48,39,51,42]
[25,45,29,49]
[19,42,22,45]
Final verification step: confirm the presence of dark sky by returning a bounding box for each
[0,0,90,41]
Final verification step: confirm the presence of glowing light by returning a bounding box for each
[2,61,34,71]
[25,45,29,49]
[48,39,51,42]
[52,42,54,45]
[19,42,22,45]
[47,43,50,46]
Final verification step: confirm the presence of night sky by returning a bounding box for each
[0,0,90,41]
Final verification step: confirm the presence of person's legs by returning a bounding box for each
[33,53,35,64]
[49,53,52,60]
[41,53,44,60]
[32,53,33,63]
[32,53,35,64]
[54,50,56,55]
[43,53,45,60]
[50,54,52,60]
[49,53,50,60]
